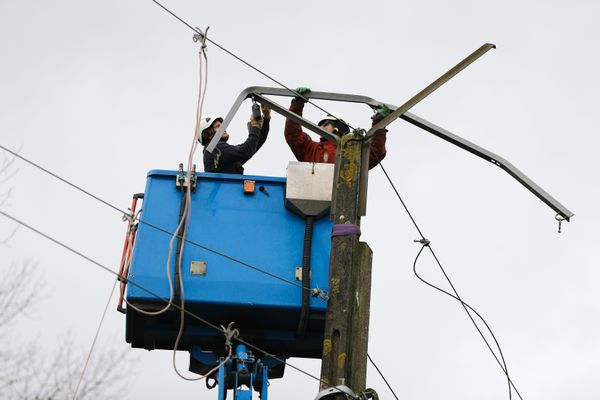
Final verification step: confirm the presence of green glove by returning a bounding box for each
[294,87,311,103]
[371,104,392,124]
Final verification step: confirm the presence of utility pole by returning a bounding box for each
[319,43,504,397]
[320,130,373,396]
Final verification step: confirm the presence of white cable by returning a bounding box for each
[72,278,119,399]
[124,209,182,315]
[171,42,217,381]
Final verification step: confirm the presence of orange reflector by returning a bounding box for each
[243,180,255,194]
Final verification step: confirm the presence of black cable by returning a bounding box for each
[377,160,522,400]
[0,209,346,395]
[0,147,354,397]
[148,0,358,131]
[0,144,123,215]
[412,246,524,400]
[0,144,362,396]
[0,144,312,294]
[297,215,315,339]
[367,353,399,400]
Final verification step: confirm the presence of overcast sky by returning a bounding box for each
[1,0,599,399]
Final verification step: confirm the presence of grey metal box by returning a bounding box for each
[285,161,334,218]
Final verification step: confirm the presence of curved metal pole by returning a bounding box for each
[398,112,574,221]
[205,87,339,154]
[206,86,573,221]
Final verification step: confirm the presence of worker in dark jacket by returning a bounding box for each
[201,105,270,174]
[284,87,390,169]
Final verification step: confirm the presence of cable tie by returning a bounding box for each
[413,238,430,246]
[357,388,379,400]
[311,286,328,300]
[122,209,135,226]
[220,321,239,354]
[193,26,210,54]
[122,208,142,231]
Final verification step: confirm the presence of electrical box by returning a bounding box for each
[285,161,334,218]
[126,170,332,358]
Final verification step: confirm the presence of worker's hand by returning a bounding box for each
[261,105,271,120]
[294,87,311,103]
[371,104,392,124]
[250,113,263,129]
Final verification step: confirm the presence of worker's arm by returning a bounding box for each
[368,128,388,169]
[284,99,318,161]
[367,104,391,169]
[217,123,261,165]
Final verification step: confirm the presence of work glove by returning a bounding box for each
[294,87,311,103]
[249,113,263,129]
[371,104,392,124]
[261,105,271,120]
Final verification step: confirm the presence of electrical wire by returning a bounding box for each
[72,278,118,400]
[411,245,524,400]
[171,39,211,381]
[0,144,313,295]
[0,209,353,397]
[376,160,522,400]
[367,353,399,400]
[148,0,358,131]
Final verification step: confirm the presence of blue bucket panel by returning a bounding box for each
[126,170,331,355]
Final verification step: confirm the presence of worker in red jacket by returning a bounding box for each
[284,87,390,169]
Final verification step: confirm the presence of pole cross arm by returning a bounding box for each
[366,43,496,138]
[399,112,574,221]
[209,85,573,221]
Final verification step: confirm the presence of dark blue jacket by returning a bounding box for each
[203,118,270,174]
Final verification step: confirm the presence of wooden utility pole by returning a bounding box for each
[320,131,373,396]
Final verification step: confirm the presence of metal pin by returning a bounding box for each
[555,214,564,234]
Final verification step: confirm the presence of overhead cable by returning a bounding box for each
[72,279,118,400]
[367,353,399,400]
[0,144,312,294]
[0,209,349,396]
[148,0,358,131]
[377,160,523,400]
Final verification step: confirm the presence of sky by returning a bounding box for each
[0,0,599,399]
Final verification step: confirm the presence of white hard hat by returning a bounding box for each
[199,115,223,134]
[199,115,224,145]
[318,113,349,135]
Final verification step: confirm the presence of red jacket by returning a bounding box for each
[284,100,387,169]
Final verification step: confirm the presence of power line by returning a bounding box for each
[148,0,359,130]
[377,160,522,400]
[411,245,524,400]
[0,145,354,395]
[367,353,399,400]
[0,209,347,395]
[72,279,118,400]
[0,144,314,295]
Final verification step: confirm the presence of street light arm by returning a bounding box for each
[207,86,573,221]
[400,111,574,221]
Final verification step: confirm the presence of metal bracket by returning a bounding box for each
[295,266,312,281]
[175,163,197,191]
[190,261,207,276]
